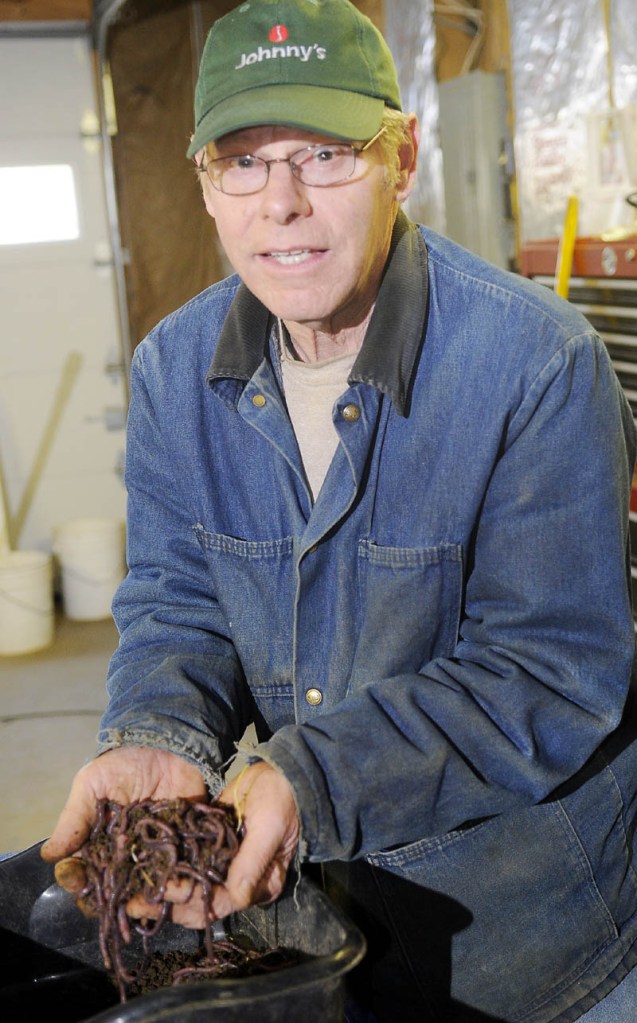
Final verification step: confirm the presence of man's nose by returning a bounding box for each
[258,160,311,222]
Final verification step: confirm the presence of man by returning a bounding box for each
[42,1,637,1020]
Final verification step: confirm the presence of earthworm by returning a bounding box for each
[77,797,254,1001]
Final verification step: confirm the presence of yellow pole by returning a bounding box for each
[554,195,579,300]
[602,0,615,113]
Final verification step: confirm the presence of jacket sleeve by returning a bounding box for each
[97,347,254,795]
[256,330,637,860]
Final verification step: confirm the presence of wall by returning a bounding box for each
[0,0,91,19]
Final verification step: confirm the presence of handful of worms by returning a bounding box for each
[70,797,279,1001]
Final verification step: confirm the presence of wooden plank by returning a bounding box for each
[354,0,384,33]
[0,0,92,21]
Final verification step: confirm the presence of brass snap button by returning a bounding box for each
[341,403,361,422]
[305,688,323,706]
[252,393,266,408]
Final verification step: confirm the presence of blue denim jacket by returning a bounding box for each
[101,214,637,1021]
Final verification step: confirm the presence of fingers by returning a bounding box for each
[127,880,208,930]
[54,856,87,893]
[125,862,287,930]
[216,839,290,916]
[209,857,288,919]
[41,785,96,863]
[53,857,98,920]
[41,755,115,862]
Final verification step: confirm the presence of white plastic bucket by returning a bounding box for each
[0,551,54,656]
[54,517,126,621]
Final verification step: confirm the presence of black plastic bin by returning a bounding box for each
[0,842,365,1022]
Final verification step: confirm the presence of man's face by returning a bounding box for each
[199,125,407,338]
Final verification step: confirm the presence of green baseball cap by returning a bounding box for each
[187,0,402,157]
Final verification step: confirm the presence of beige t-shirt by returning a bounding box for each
[280,340,357,501]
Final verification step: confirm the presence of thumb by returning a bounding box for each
[41,785,96,862]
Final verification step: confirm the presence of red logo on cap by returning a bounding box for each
[269,24,288,43]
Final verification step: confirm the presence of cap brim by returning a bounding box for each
[187,84,386,157]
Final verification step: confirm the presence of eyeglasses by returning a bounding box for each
[199,127,386,196]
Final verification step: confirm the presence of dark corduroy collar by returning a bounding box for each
[206,209,429,417]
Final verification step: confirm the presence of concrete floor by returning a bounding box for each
[0,610,116,853]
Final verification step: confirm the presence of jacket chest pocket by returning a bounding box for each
[354,540,463,679]
[193,525,295,690]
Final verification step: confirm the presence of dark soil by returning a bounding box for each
[126,944,301,997]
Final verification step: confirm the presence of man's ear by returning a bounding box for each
[395,114,420,204]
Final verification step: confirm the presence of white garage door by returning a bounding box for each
[0,29,127,554]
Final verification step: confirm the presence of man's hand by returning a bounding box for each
[42,749,299,932]
[215,760,300,916]
[40,746,207,866]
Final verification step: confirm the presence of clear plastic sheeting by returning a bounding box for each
[384,0,446,233]
[612,2,637,109]
[509,0,637,242]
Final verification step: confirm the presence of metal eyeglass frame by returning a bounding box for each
[198,126,387,195]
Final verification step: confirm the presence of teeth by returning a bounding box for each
[269,250,312,265]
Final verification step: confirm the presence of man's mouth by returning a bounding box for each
[267,249,316,265]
